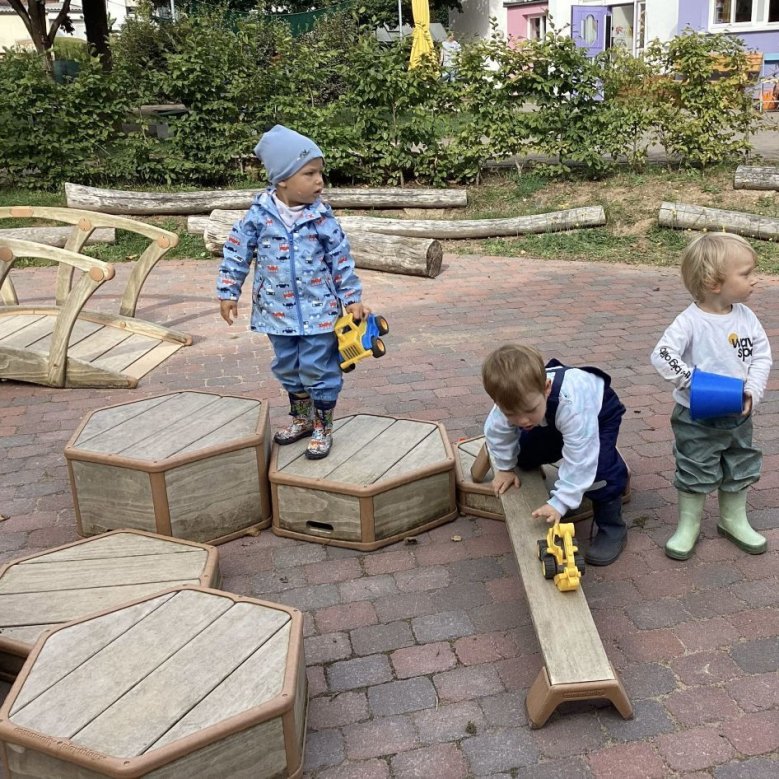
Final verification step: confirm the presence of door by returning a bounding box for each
[571,5,608,58]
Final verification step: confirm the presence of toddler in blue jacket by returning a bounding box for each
[217,125,369,459]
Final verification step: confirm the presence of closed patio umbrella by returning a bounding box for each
[409,0,435,69]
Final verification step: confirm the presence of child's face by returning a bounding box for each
[710,246,757,307]
[502,380,552,430]
[276,158,324,207]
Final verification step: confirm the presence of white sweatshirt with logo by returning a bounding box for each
[650,302,772,408]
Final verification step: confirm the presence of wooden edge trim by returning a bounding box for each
[206,520,271,546]
[149,472,172,537]
[0,587,306,778]
[359,495,375,544]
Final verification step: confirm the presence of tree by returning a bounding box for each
[8,0,75,71]
[82,0,112,70]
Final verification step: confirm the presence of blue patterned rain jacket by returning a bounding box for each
[216,190,362,336]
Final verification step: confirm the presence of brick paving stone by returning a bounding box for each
[339,574,398,602]
[271,583,341,612]
[394,565,450,592]
[598,699,674,741]
[363,549,415,576]
[530,711,606,758]
[493,655,542,691]
[350,621,415,656]
[486,576,524,603]
[665,686,742,726]
[732,578,779,608]
[374,591,437,622]
[469,601,529,633]
[657,726,736,772]
[327,654,393,692]
[727,607,779,639]
[391,642,457,679]
[620,662,677,699]
[433,665,504,703]
[672,617,741,652]
[454,632,518,665]
[314,758,390,779]
[411,609,475,643]
[304,557,362,585]
[307,666,328,698]
[670,650,741,686]
[302,729,344,771]
[726,672,779,712]
[515,757,592,778]
[587,742,667,779]
[720,711,779,756]
[368,677,438,717]
[680,589,749,619]
[461,729,540,775]
[430,581,491,611]
[714,757,779,779]
[731,637,779,674]
[307,692,369,730]
[413,701,486,744]
[625,598,692,629]
[478,691,528,729]
[314,600,378,634]
[305,632,353,665]
[390,743,469,779]
[343,716,418,761]
[446,556,506,582]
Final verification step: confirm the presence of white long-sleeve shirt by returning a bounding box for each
[484,368,605,516]
[650,302,772,408]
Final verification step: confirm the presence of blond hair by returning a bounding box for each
[681,233,756,302]
[481,344,547,412]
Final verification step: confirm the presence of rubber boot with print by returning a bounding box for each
[274,393,314,445]
[306,406,334,460]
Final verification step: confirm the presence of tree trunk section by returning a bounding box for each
[65,182,468,214]
[196,212,443,278]
[733,165,779,191]
[336,207,606,239]
[82,0,112,70]
[658,201,779,240]
[0,226,115,247]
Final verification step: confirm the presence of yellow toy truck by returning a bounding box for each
[334,312,389,372]
[537,521,585,592]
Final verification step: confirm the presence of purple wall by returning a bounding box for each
[677,0,708,33]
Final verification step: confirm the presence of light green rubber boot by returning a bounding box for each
[665,491,706,560]
[717,490,767,555]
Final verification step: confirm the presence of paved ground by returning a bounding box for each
[1,252,778,778]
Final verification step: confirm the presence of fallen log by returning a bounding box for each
[733,165,779,191]
[0,226,115,247]
[336,207,606,239]
[658,201,779,240]
[65,182,468,215]
[199,211,443,278]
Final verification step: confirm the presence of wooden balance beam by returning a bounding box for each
[497,465,633,727]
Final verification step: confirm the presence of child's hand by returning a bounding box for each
[220,299,238,325]
[346,302,370,322]
[492,470,520,496]
[532,503,561,524]
[742,392,753,416]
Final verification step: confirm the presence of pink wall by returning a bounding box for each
[506,2,548,41]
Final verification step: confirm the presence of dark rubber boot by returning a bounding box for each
[585,497,627,566]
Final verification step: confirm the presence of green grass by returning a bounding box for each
[4,162,779,274]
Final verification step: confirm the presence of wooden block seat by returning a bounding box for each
[0,586,307,779]
[500,469,632,727]
[0,529,220,681]
[270,414,458,550]
[0,208,190,389]
[455,436,594,523]
[65,391,271,544]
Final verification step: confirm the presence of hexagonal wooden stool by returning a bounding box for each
[0,587,307,779]
[270,414,458,550]
[65,391,271,544]
[455,435,595,522]
[0,529,220,681]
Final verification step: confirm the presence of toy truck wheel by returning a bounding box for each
[371,338,386,358]
[541,555,557,579]
[342,364,356,373]
[574,553,586,575]
[537,540,547,560]
[376,316,389,335]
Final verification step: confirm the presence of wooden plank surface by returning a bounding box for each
[91,332,162,373]
[175,405,262,454]
[380,430,446,482]
[500,469,614,686]
[67,325,132,363]
[274,415,351,471]
[31,318,104,354]
[0,316,55,348]
[24,532,199,562]
[122,340,184,381]
[75,396,172,445]
[10,590,232,737]
[74,602,290,756]
[373,472,453,538]
[0,314,48,339]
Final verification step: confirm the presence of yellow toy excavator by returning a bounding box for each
[537,521,585,592]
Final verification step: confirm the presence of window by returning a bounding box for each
[713,0,755,23]
[527,14,547,40]
[771,0,779,21]
[582,14,599,44]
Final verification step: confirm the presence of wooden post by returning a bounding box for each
[470,443,491,483]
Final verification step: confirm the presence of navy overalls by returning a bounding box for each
[516,360,628,505]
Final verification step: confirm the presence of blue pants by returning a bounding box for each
[515,387,628,504]
[268,333,342,409]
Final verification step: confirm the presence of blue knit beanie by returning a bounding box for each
[254,125,324,185]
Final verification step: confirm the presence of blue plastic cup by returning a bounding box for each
[689,369,745,420]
